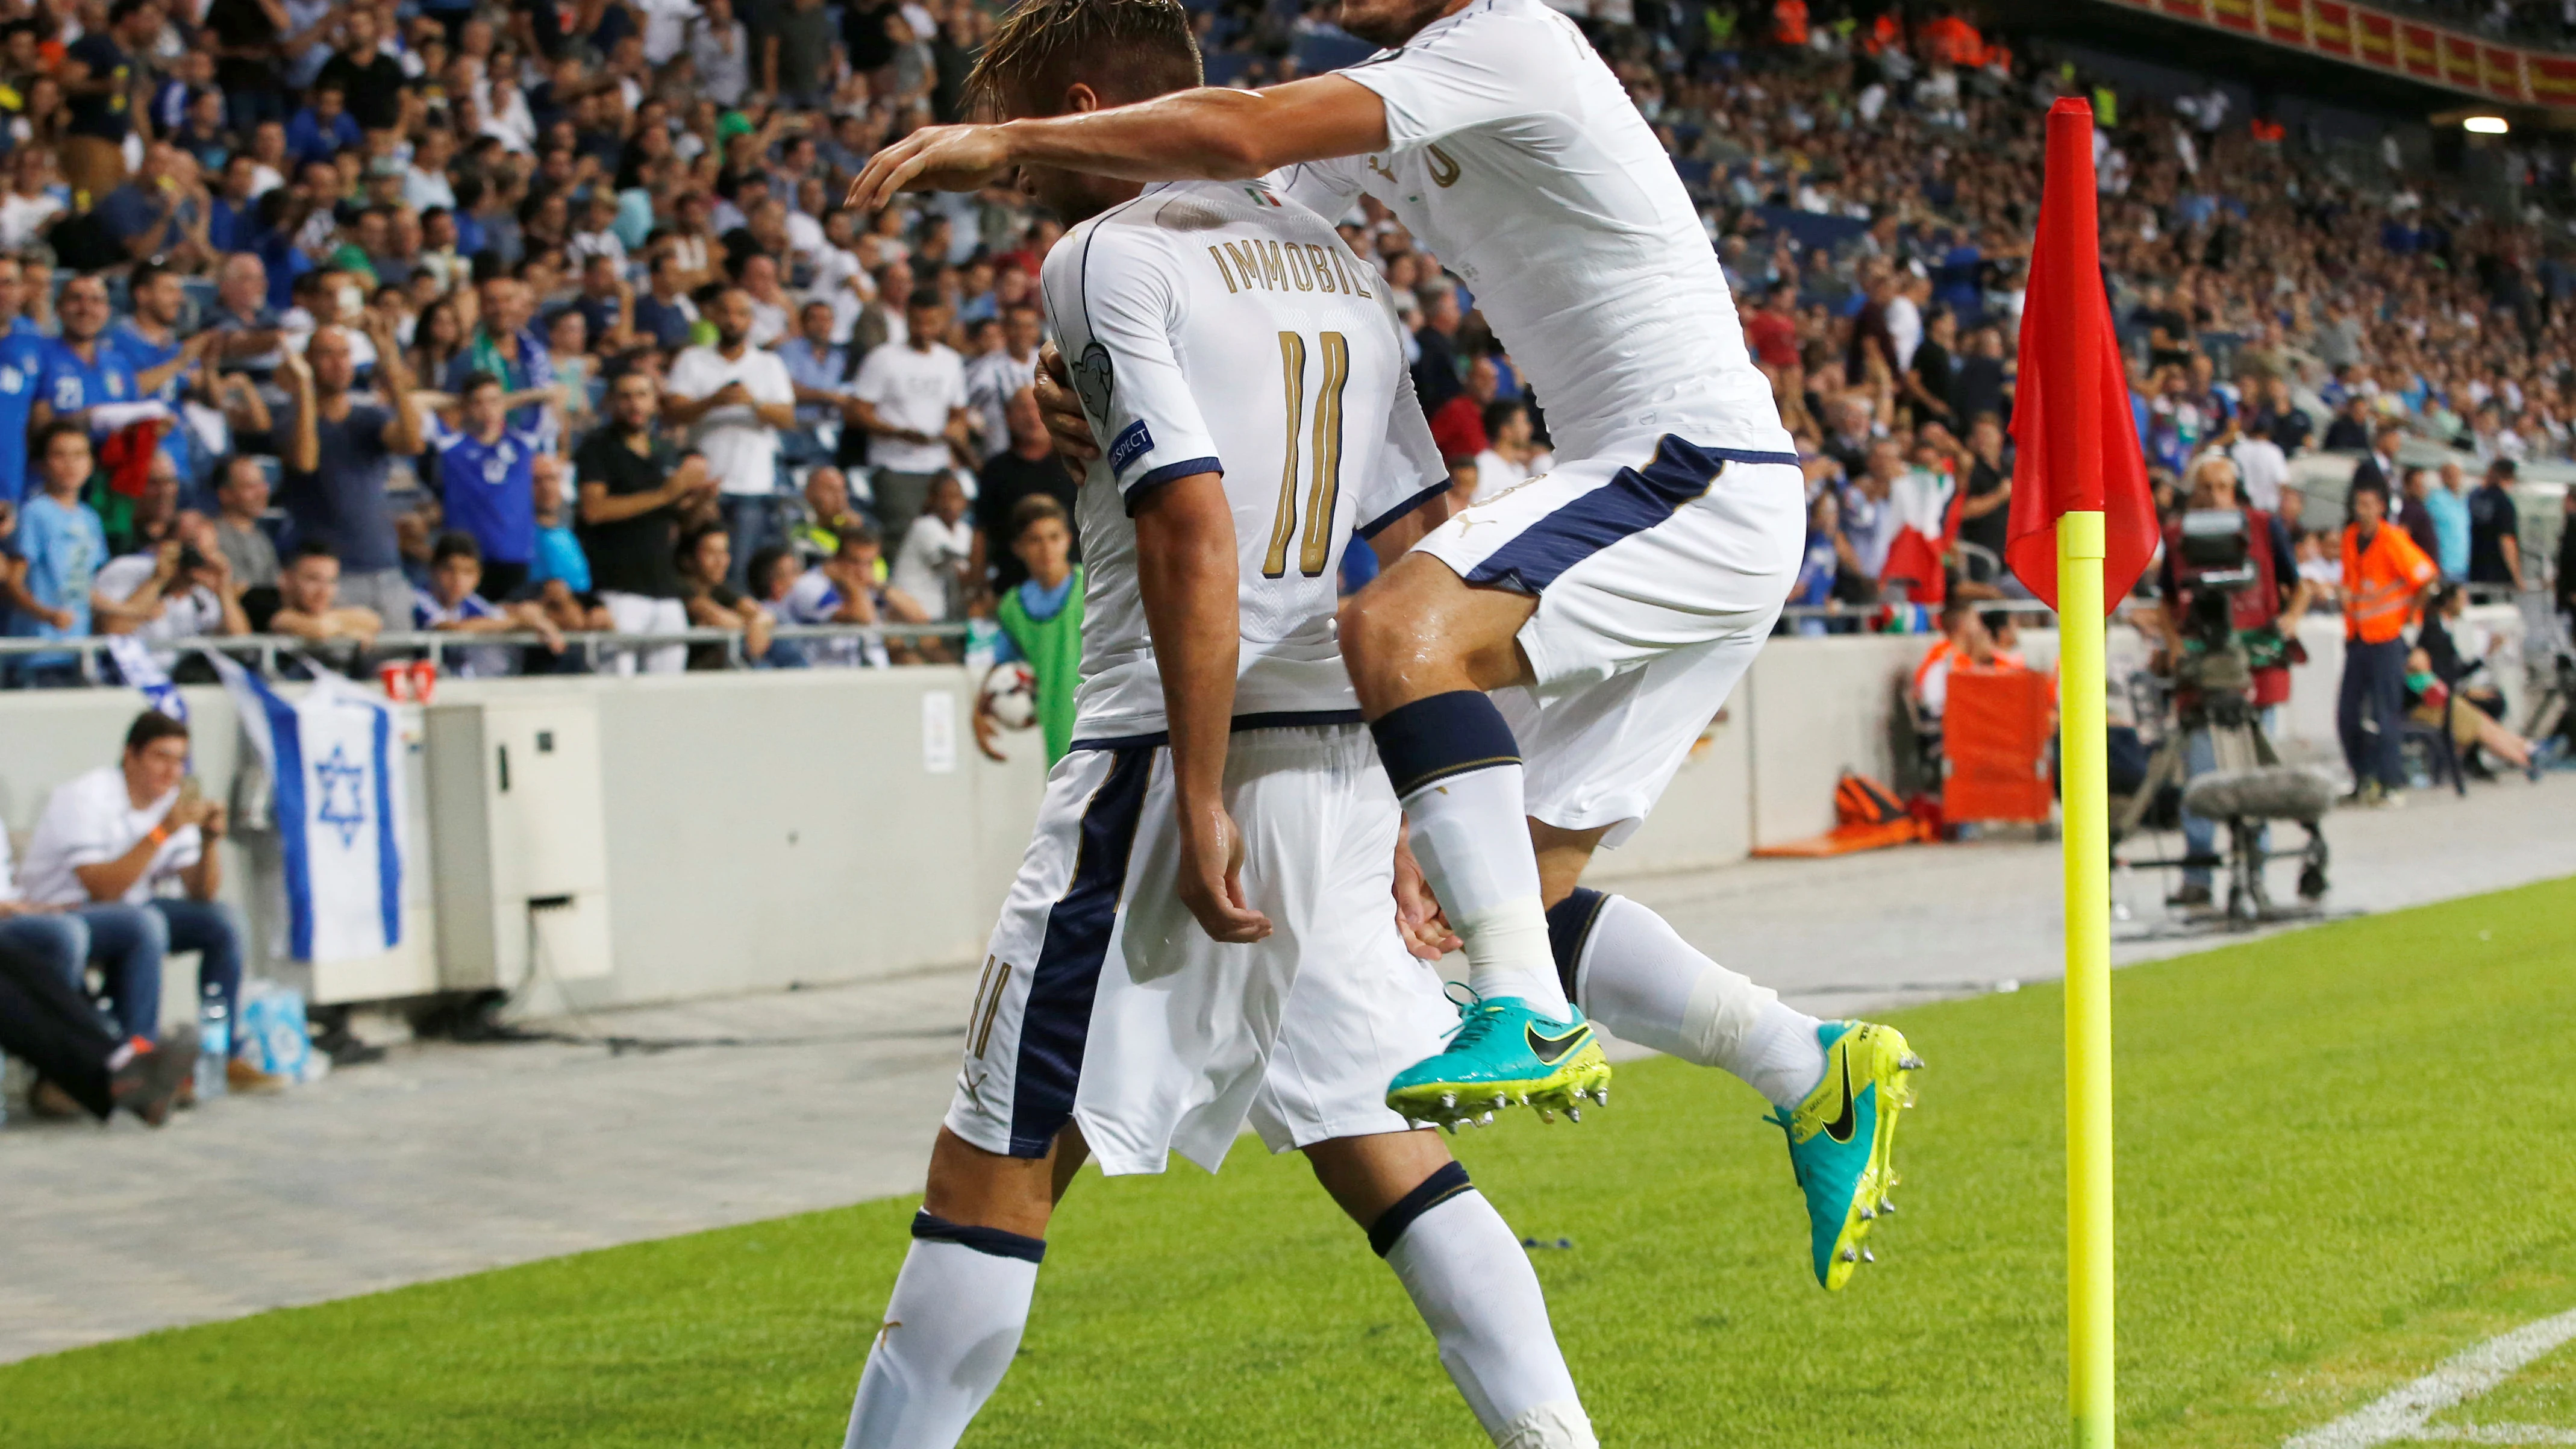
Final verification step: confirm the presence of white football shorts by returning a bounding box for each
[1411,434,1807,845]
[945,723,1454,1176]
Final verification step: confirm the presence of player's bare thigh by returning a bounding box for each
[921,1124,1093,1240]
[1340,552,1537,716]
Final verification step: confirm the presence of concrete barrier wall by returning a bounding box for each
[1,607,2526,1013]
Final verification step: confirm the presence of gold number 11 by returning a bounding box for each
[1261,330,1349,579]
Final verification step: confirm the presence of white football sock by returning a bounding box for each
[1570,893,1826,1109]
[843,1232,1040,1449]
[1383,1189,1594,1446]
[1404,763,1569,1016]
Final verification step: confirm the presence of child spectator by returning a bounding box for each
[781,522,925,667]
[982,494,1081,765]
[412,531,564,677]
[3,423,108,686]
[675,523,775,670]
[427,371,546,599]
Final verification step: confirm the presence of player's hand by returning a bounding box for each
[1034,342,1101,462]
[844,123,1014,214]
[1176,801,1271,945]
[1392,824,1459,962]
[972,701,1007,763]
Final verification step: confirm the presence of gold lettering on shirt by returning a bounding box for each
[1257,240,1289,291]
[1285,245,1315,291]
[1207,245,1239,293]
[1426,145,1462,188]
[1303,243,1339,293]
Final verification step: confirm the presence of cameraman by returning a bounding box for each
[2157,453,2306,907]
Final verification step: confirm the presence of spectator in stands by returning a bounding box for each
[961,301,1041,463]
[2423,461,2471,583]
[2349,422,2403,500]
[269,537,383,654]
[93,518,251,659]
[17,709,281,1091]
[445,276,551,433]
[633,249,699,351]
[1470,398,1549,505]
[1910,597,1994,759]
[413,531,562,677]
[780,298,854,439]
[1427,355,1498,463]
[890,470,973,622]
[981,493,1080,765]
[0,934,196,1127]
[664,286,796,583]
[279,319,423,627]
[850,287,971,549]
[676,522,776,670]
[780,521,924,667]
[2339,482,2439,806]
[285,80,361,165]
[4,424,108,686]
[2466,458,2525,592]
[2319,394,2372,453]
[31,274,141,440]
[2224,413,2287,514]
[1840,439,1905,583]
[2400,468,2443,563]
[577,369,716,675]
[972,387,1077,598]
[428,372,546,600]
[57,0,161,201]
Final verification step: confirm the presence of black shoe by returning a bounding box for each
[2165,883,2214,909]
[110,1025,199,1127]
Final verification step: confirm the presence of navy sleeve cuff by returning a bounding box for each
[1122,456,1224,515]
[1357,480,1452,540]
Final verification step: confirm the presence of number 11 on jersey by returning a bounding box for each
[1262,330,1350,580]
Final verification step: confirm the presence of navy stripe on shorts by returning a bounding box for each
[1008,745,1155,1156]
[1463,436,1798,596]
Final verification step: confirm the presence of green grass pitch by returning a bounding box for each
[5,878,2574,1447]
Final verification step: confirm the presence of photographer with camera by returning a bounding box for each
[2156,453,2307,907]
[2340,481,2441,807]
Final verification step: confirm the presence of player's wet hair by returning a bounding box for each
[968,0,1202,116]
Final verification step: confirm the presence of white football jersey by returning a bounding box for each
[1040,178,1447,745]
[1281,0,1789,462]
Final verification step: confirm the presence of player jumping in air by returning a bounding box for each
[852,0,1924,1292]
[840,5,1598,1446]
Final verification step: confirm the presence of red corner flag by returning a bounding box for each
[2005,99,2156,612]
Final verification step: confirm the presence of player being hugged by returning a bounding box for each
[851,0,1925,1293]
[840,4,1598,1446]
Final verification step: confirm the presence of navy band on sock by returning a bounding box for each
[911,1210,1048,1264]
[1366,1160,1475,1258]
[1546,887,1610,1005]
[1369,691,1522,800]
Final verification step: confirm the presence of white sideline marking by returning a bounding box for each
[2284,1307,2576,1447]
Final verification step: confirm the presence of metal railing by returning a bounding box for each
[0,623,974,685]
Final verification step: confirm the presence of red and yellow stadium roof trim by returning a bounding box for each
[2100,0,2576,108]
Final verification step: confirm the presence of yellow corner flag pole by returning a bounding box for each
[2058,509,2115,1449]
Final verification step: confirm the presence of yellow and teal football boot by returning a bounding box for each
[1386,994,1613,1131]
[1771,1021,1922,1290]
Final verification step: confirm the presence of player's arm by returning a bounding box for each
[1134,471,1268,944]
[848,76,1389,211]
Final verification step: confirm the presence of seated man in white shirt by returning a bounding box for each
[887,471,974,624]
[16,710,282,1092]
[411,531,565,677]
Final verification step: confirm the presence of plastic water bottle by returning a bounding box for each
[964,616,999,675]
[196,986,229,1100]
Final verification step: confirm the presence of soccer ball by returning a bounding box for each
[981,662,1039,730]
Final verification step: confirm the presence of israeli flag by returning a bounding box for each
[214,659,404,962]
[105,634,187,722]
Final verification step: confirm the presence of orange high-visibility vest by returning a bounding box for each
[2340,523,2436,643]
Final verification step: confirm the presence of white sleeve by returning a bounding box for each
[1273,160,1363,219]
[943,353,968,410]
[1339,12,1559,148]
[93,552,156,604]
[1042,224,1222,510]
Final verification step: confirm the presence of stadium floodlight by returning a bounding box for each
[2464,115,2510,134]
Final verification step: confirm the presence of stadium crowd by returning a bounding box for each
[0,0,2566,696]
